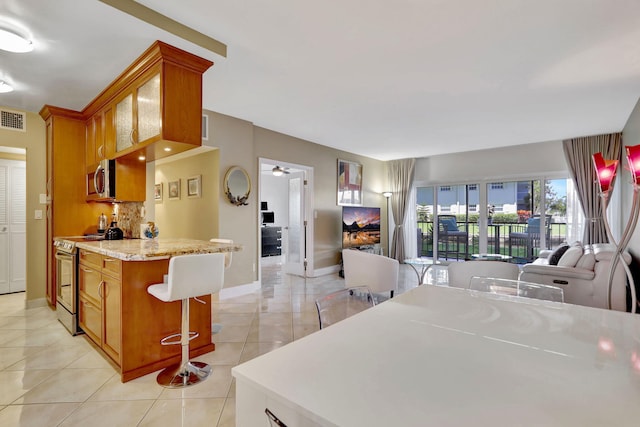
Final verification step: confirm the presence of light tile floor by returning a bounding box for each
[0,257,445,426]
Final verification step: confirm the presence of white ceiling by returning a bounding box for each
[2,1,640,161]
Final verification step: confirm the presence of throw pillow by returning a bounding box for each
[548,244,570,265]
[558,245,583,267]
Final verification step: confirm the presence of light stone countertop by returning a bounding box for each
[72,238,242,261]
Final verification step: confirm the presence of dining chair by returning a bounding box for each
[468,276,564,302]
[446,260,520,288]
[315,286,376,329]
[342,249,399,300]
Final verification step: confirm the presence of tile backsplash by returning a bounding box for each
[115,202,145,238]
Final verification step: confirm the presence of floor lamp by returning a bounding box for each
[383,192,392,256]
[593,149,638,313]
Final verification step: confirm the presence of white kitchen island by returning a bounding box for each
[232,284,640,426]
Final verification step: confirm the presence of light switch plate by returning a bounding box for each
[39,194,47,204]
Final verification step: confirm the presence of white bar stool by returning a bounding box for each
[147,253,225,388]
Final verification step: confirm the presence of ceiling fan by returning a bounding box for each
[272,165,290,176]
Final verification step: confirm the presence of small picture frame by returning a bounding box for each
[187,175,202,198]
[337,159,363,206]
[168,179,181,200]
[154,183,163,202]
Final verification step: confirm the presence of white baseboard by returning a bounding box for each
[307,264,342,278]
[219,281,260,300]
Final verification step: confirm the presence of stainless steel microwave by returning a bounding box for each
[87,159,115,201]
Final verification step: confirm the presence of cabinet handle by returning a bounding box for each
[97,144,104,159]
[98,280,104,298]
[103,258,117,263]
[129,128,138,144]
[80,266,94,273]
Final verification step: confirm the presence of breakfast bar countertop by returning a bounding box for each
[72,238,242,261]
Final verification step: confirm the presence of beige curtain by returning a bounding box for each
[388,158,416,261]
[562,133,622,244]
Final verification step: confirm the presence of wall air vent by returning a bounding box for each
[0,109,26,132]
[202,114,209,140]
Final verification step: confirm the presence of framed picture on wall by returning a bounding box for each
[168,179,181,200]
[187,175,201,198]
[154,183,163,202]
[337,159,363,206]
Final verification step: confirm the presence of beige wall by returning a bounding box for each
[415,140,567,184]
[205,111,258,286]
[253,127,388,269]
[203,110,388,280]
[622,98,640,262]
[0,109,47,305]
[154,149,220,240]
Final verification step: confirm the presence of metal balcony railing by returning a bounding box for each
[417,221,567,264]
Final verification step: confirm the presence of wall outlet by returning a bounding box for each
[34,210,43,220]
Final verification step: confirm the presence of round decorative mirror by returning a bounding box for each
[224,166,251,206]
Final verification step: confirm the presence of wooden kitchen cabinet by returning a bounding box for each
[97,42,212,162]
[86,111,106,167]
[111,72,160,155]
[41,106,108,307]
[78,249,122,363]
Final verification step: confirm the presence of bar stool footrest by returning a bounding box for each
[160,331,200,346]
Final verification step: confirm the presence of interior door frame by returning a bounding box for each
[258,158,314,278]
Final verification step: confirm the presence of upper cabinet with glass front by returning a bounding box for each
[112,72,160,154]
[84,41,213,162]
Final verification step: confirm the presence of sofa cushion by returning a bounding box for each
[547,244,569,265]
[558,245,583,267]
[575,248,596,270]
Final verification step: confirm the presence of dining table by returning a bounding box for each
[232,284,640,426]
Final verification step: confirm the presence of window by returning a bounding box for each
[490,182,504,190]
[494,204,504,212]
[468,184,477,191]
[441,206,451,212]
[440,186,451,192]
[469,204,478,212]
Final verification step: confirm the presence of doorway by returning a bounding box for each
[259,158,314,278]
[0,148,27,294]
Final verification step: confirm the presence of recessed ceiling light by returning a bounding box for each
[138,155,146,161]
[164,147,172,152]
[0,81,13,93]
[0,28,33,53]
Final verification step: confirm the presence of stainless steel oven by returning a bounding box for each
[54,239,82,335]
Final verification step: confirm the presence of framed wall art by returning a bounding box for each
[337,159,363,206]
[187,175,202,198]
[154,183,163,202]
[168,179,181,200]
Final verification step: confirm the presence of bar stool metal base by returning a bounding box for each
[156,360,212,388]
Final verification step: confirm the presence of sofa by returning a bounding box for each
[519,243,631,312]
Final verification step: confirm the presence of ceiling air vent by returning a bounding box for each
[0,109,26,132]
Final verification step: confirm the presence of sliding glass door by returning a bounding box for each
[418,177,573,264]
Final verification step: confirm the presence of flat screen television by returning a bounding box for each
[342,206,381,249]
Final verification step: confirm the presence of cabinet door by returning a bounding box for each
[94,113,105,161]
[137,73,161,143]
[86,117,96,167]
[79,262,102,306]
[102,275,121,362]
[79,295,102,344]
[115,92,134,152]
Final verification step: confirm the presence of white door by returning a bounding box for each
[283,172,306,276]
[0,159,26,294]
